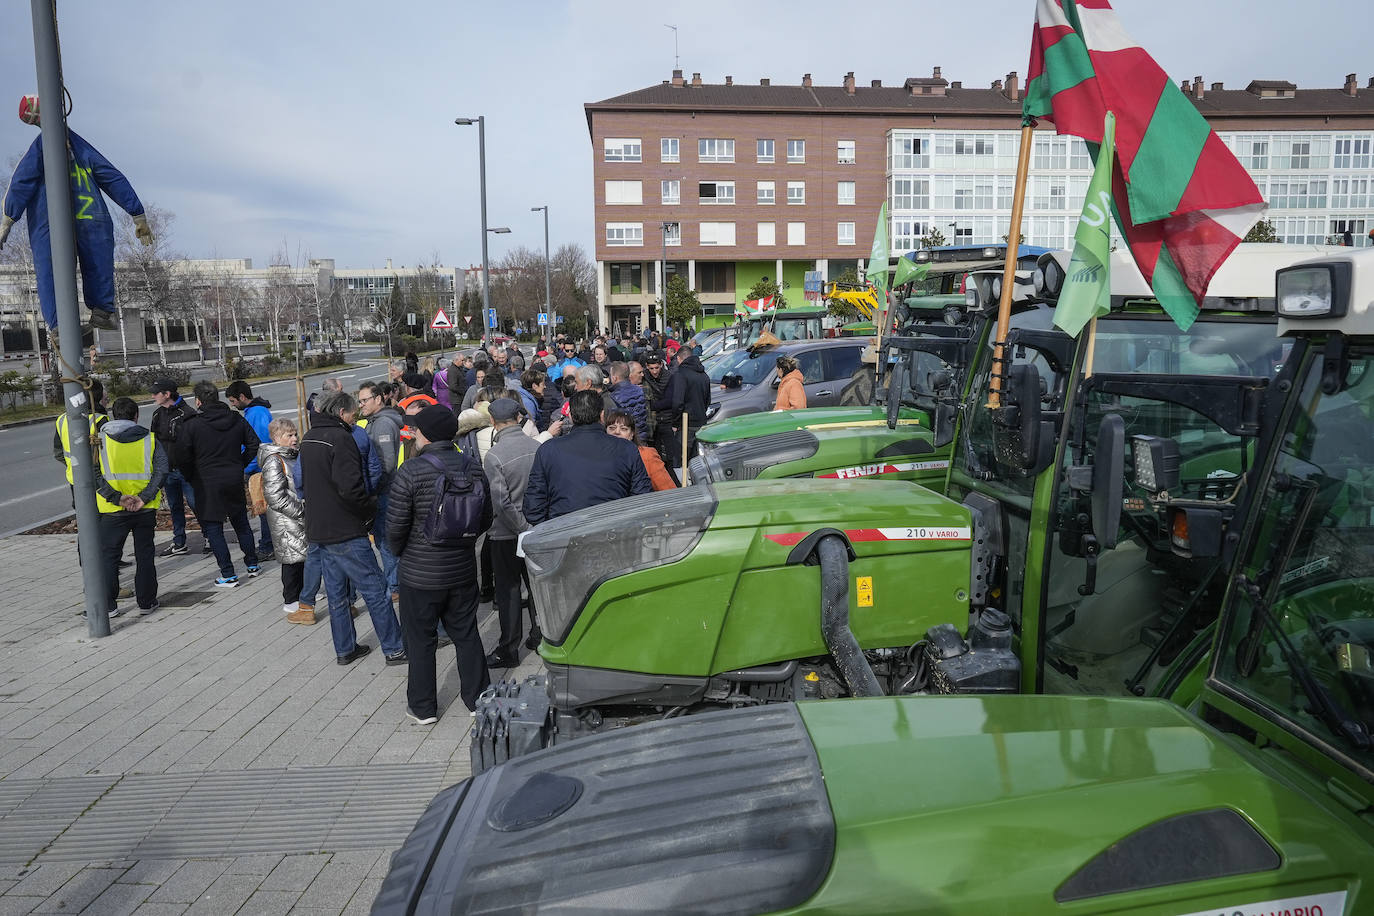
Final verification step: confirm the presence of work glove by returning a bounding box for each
[133,213,154,246]
[0,215,12,250]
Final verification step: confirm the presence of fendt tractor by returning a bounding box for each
[459,244,1340,773]
[379,249,1374,915]
[692,244,1048,487]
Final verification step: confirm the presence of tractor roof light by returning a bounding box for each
[1276,262,1350,319]
[982,246,1000,258]
[1132,434,1180,495]
[914,249,932,262]
[1034,254,1067,299]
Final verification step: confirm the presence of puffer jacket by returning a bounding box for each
[257,443,307,564]
[384,441,493,590]
[608,380,649,441]
[773,369,807,411]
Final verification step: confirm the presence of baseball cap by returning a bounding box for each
[644,353,663,366]
[488,398,523,422]
[149,377,178,394]
[400,372,428,391]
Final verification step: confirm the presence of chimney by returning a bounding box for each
[871,79,882,87]
[691,72,702,87]
[843,71,855,95]
[725,75,732,86]
[950,80,962,89]
[1212,81,1224,91]
[1003,71,1019,101]
[1193,76,1204,100]
[671,69,684,87]
[992,78,1003,91]
[932,66,942,80]
[385,258,392,270]
[1180,79,1190,92]
[1369,77,1374,89]
[760,78,770,86]
[802,73,812,87]
[1345,73,1359,96]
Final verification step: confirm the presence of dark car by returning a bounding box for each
[704,339,866,424]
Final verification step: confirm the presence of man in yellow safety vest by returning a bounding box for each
[53,378,108,498]
[93,396,167,617]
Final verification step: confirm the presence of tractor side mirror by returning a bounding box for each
[1091,414,1125,551]
[992,364,1053,473]
[934,401,958,448]
[886,359,907,430]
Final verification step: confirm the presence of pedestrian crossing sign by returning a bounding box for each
[430,308,453,329]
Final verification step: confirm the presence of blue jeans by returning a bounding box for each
[299,541,355,607]
[203,507,257,579]
[318,537,403,658]
[163,470,196,547]
[375,490,399,593]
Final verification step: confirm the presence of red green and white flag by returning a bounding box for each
[1024,0,1266,329]
[736,295,775,317]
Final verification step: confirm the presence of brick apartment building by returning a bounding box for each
[586,68,1374,334]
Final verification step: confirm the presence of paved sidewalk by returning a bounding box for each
[0,531,539,915]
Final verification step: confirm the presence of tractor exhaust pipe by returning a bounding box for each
[788,530,883,698]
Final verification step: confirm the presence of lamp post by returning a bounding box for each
[531,205,552,343]
[659,221,673,335]
[455,115,502,338]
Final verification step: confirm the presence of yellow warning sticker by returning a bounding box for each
[856,576,874,607]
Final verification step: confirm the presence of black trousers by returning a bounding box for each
[398,583,490,717]
[479,536,493,593]
[281,561,304,605]
[98,510,157,610]
[491,538,529,655]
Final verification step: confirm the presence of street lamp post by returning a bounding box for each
[531,205,552,344]
[455,116,503,339]
[659,222,672,335]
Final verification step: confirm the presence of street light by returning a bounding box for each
[455,115,498,338]
[531,205,552,342]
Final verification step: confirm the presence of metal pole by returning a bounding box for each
[477,116,493,339]
[31,0,109,636]
[543,206,552,342]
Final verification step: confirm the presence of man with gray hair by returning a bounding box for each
[299,390,406,666]
[306,376,344,415]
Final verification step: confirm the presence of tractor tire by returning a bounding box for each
[839,365,875,406]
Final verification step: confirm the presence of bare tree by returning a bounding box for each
[115,205,197,366]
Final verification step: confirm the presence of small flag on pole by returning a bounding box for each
[1054,112,1116,337]
[866,202,890,300]
[892,256,929,290]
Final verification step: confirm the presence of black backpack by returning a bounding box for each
[419,452,486,544]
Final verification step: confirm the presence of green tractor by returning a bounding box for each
[464,245,1343,772]
[378,248,1374,915]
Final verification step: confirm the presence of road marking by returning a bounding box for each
[0,483,67,509]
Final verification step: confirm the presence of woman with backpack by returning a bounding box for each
[384,405,494,723]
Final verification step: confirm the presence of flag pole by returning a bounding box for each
[987,118,1036,409]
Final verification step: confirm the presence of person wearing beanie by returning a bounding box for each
[386,405,493,723]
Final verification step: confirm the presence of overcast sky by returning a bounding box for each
[2,1,1369,271]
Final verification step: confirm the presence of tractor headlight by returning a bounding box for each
[696,430,819,483]
[1131,434,1180,494]
[1034,253,1067,299]
[521,488,717,644]
[1276,263,1350,318]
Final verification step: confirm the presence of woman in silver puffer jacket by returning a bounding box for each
[258,418,313,624]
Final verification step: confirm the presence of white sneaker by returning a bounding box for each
[283,602,299,615]
[406,708,438,726]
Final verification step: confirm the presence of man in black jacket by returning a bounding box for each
[178,381,260,587]
[385,405,492,722]
[149,378,197,556]
[299,391,406,667]
[656,347,712,468]
[523,390,650,524]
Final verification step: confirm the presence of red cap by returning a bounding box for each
[18,95,39,126]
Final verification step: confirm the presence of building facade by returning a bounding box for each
[586,69,1374,334]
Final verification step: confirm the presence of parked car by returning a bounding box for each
[705,339,866,424]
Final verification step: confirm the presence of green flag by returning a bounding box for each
[1054,111,1116,338]
[892,256,929,289]
[866,202,889,298]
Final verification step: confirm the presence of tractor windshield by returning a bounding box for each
[1216,348,1374,769]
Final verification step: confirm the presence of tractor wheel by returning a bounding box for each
[839,365,875,406]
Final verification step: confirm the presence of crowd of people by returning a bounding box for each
[56,330,714,726]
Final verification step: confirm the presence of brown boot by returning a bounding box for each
[286,602,315,625]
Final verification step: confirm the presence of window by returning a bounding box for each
[1330,218,1367,244]
[951,224,973,244]
[1334,136,1373,169]
[1268,177,1327,209]
[757,139,774,163]
[1332,177,1370,209]
[1272,135,1330,170]
[603,138,641,162]
[892,219,928,251]
[609,263,642,294]
[698,138,735,163]
[787,139,805,163]
[700,222,736,246]
[837,140,856,164]
[698,263,730,293]
[889,133,929,169]
[837,181,855,206]
[699,181,735,205]
[605,222,643,246]
[604,180,643,205]
[757,181,775,205]
[891,177,929,211]
[662,222,681,247]
[1030,176,1069,211]
[825,346,863,381]
[838,222,855,246]
[1069,138,1092,170]
[757,222,776,246]
[661,180,680,205]
[787,181,806,205]
[1229,135,1270,170]
[1032,135,1068,171]
[787,222,806,246]
[660,138,679,163]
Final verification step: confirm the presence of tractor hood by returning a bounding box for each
[693,424,943,484]
[699,405,928,445]
[374,697,1367,914]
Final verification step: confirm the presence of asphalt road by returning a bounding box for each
[0,357,392,536]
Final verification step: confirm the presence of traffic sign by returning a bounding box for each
[487,308,498,329]
[463,315,472,324]
[537,312,549,326]
[557,316,565,324]
[430,308,453,329]
[406,312,417,325]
